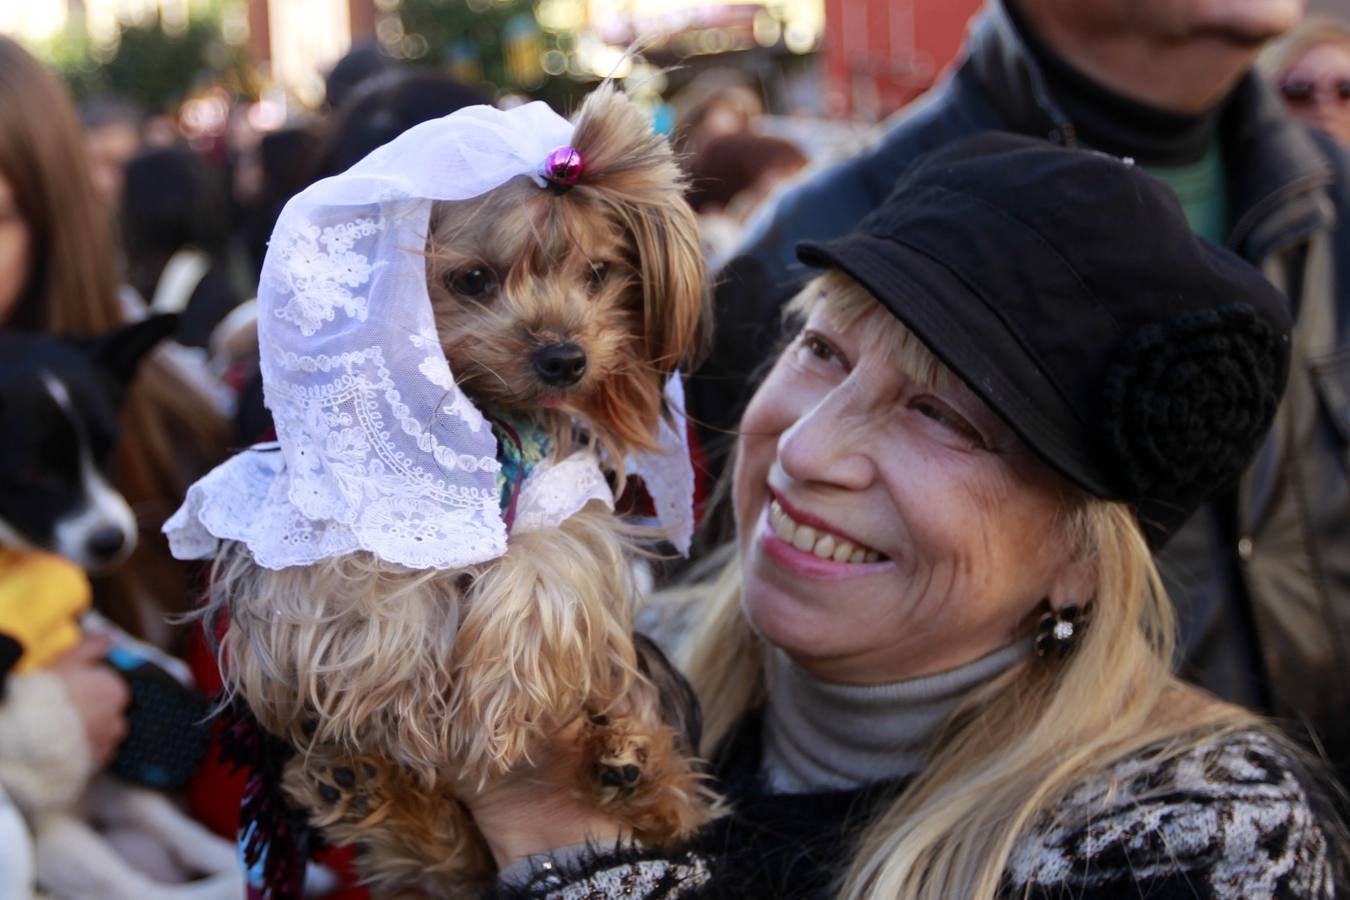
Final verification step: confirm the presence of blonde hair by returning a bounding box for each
[1260,15,1350,78]
[670,272,1263,899]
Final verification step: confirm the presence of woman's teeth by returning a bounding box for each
[769,500,883,563]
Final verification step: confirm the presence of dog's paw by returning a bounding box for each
[585,717,650,803]
[284,754,384,828]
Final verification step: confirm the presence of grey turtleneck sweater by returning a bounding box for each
[760,642,1030,794]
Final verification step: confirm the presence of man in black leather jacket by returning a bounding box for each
[689,0,1350,791]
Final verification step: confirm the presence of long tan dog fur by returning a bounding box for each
[205,84,717,894]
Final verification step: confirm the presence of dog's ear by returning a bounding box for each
[89,314,180,386]
[628,188,709,381]
[633,632,703,756]
[570,84,710,381]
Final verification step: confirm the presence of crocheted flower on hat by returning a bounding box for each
[1101,304,1285,518]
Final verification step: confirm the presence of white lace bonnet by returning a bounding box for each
[163,101,695,571]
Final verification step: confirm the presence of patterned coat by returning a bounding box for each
[489,726,1337,899]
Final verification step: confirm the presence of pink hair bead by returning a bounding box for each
[543,146,584,187]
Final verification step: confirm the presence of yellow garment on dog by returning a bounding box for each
[0,548,91,671]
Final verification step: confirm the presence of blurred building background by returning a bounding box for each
[0,0,1005,122]
[2,0,1348,133]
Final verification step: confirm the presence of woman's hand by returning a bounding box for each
[460,717,630,870]
[50,634,130,766]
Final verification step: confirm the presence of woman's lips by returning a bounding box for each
[756,501,894,580]
[768,494,886,563]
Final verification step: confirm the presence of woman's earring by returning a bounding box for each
[1035,601,1083,659]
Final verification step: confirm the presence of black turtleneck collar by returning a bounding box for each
[1003,0,1223,166]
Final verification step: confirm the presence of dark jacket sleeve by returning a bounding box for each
[1305,128,1350,346]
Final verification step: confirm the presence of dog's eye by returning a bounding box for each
[586,261,609,294]
[445,266,497,300]
[18,465,65,494]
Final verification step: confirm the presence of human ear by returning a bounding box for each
[1046,554,1096,613]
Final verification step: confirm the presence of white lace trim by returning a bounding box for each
[164,444,617,570]
[273,218,382,336]
[627,374,696,554]
[513,450,613,535]
[162,100,695,571]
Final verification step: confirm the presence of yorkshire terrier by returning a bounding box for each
[206,84,717,895]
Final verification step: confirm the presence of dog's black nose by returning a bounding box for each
[533,342,587,387]
[87,526,127,561]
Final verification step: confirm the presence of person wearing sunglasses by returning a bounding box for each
[1267,17,1350,146]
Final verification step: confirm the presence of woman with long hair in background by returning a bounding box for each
[0,35,229,649]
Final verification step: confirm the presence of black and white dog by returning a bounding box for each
[0,318,170,571]
[0,317,244,900]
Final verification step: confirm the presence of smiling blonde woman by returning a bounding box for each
[458,133,1342,900]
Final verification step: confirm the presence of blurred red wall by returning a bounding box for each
[820,0,984,120]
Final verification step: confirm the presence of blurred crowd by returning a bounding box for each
[2,0,1350,895]
[33,44,833,474]
[0,33,833,897]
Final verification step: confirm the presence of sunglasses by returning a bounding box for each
[1280,77,1350,105]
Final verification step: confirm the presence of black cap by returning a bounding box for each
[797,132,1291,546]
